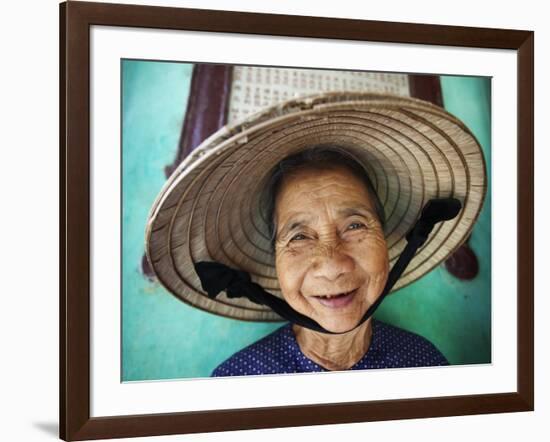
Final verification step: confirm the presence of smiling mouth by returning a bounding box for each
[313,289,357,308]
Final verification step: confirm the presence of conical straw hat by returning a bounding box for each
[146,92,487,322]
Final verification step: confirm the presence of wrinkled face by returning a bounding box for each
[274,166,389,333]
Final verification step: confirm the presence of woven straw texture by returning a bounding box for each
[146,92,487,321]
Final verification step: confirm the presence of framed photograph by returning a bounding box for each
[60,1,533,440]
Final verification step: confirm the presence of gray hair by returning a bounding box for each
[260,145,386,250]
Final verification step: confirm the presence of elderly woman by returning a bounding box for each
[146,92,486,376]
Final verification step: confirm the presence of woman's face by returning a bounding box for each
[274,165,389,333]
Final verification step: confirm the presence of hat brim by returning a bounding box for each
[146,92,487,321]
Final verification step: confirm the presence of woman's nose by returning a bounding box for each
[311,245,354,282]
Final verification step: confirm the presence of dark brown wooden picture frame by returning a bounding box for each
[60,1,534,440]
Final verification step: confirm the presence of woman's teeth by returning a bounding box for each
[319,292,348,299]
[314,290,356,308]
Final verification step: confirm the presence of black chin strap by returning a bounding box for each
[195,198,462,334]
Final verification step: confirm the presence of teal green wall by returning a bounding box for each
[122,60,491,381]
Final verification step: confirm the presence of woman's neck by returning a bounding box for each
[292,319,373,371]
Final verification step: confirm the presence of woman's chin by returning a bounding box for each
[316,317,361,334]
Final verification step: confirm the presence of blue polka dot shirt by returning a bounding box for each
[211,319,449,377]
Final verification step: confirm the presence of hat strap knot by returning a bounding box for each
[194,261,263,305]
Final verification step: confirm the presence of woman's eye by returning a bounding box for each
[347,222,365,231]
[290,233,307,242]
